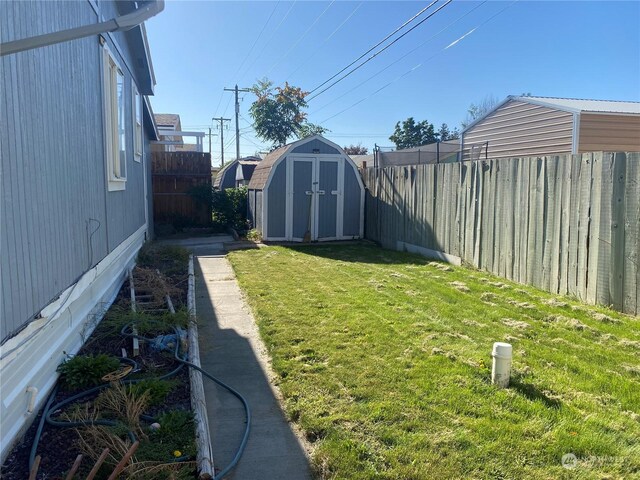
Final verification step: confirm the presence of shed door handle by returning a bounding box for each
[318,190,325,195]
[305,190,313,195]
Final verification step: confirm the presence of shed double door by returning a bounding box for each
[289,156,342,241]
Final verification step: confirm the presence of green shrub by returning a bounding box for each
[137,410,196,462]
[212,187,248,232]
[246,229,262,242]
[57,354,121,390]
[128,379,177,406]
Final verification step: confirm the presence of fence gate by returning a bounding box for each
[151,151,212,228]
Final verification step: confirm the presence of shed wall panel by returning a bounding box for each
[256,191,263,233]
[578,114,640,152]
[266,160,287,238]
[291,139,340,155]
[463,100,574,159]
[343,164,361,236]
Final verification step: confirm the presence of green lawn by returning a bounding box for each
[228,244,640,479]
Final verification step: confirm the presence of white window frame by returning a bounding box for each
[132,82,142,162]
[102,43,127,191]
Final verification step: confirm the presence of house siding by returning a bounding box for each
[0,0,148,340]
[578,113,640,152]
[463,100,574,159]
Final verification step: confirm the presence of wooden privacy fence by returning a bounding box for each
[152,151,212,227]
[363,152,640,315]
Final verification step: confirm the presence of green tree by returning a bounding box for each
[437,123,459,141]
[297,122,329,138]
[389,117,438,150]
[249,78,327,148]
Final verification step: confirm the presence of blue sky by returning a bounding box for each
[145,1,640,165]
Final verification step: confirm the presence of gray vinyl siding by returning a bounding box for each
[343,164,361,236]
[463,100,574,159]
[267,160,287,238]
[1,0,148,340]
[291,139,340,155]
[255,191,263,233]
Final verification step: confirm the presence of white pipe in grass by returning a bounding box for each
[491,342,512,388]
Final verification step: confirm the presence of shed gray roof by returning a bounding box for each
[213,156,261,189]
[248,145,290,190]
[512,96,640,114]
[248,135,347,190]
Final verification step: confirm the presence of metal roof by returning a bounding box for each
[512,96,640,114]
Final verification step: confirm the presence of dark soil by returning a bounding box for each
[1,250,192,480]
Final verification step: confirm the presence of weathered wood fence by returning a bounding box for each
[152,151,212,227]
[362,152,640,315]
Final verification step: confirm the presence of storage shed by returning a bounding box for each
[461,96,640,160]
[248,136,364,242]
[213,156,261,189]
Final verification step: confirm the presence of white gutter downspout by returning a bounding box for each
[572,113,581,154]
[0,0,164,57]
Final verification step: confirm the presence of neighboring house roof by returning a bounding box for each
[463,95,640,134]
[350,154,374,168]
[154,113,181,127]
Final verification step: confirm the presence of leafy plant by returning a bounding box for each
[57,354,121,390]
[246,229,262,242]
[212,187,248,232]
[128,379,177,406]
[389,117,438,149]
[137,410,196,463]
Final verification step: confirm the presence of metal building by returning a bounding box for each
[461,96,640,160]
[248,136,364,242]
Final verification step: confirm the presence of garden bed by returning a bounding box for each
[228,243,640,479]
[1,244,198,479]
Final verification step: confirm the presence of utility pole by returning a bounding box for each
[205,128,218,157]
[224,84,251,161]
[212,117,230,166]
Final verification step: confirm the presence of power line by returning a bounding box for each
[265,0,336,77]
[307,0,452,102]
[287,1,364,80]
[233,1,280,82]
[238,1,298,82]
[308,1,439,95]
[310,1,488,115]
[318,0,519,124]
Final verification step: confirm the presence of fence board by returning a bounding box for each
[362,151,640,315]
[151,151,212,227]
[623,153,639,314]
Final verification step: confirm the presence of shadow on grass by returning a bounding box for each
[510,376,562,409]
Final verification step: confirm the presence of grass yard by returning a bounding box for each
[228,244,640,480]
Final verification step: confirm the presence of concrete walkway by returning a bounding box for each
[194,250,313,479]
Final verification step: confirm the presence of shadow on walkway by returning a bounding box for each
[193,248,313,479]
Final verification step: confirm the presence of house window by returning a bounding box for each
[103,45,126,191]
[133,84,142,162]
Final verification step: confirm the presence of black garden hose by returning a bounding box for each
[120,322,252,480]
